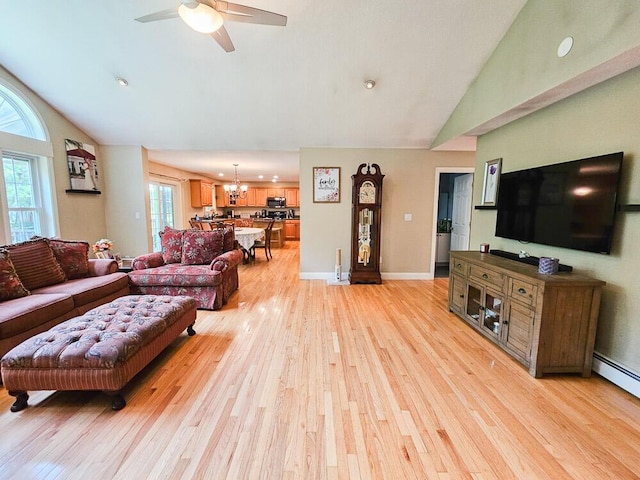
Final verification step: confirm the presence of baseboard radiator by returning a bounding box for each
[592,352,640,398]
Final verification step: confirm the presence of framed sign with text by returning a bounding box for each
[313,167,340,203]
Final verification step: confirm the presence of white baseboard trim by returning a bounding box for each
[299,272,332,280]
[299,272,434,281]
[592,352,640,398]
[382,272,433,280]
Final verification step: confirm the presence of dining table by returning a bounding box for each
[235,227,265,263]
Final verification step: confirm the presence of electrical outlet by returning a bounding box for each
[404,213,412,221]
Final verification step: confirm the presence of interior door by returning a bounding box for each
[451,174,473,251]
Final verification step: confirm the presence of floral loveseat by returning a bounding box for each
[0,237,130,360]
[128,226,243,310]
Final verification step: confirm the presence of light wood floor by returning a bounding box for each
[1,242,639,479]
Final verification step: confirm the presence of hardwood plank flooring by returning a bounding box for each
[1,242,639,479]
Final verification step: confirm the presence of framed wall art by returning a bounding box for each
[481,158,502,206]
[65,139,101,194]
[313,167,340,203]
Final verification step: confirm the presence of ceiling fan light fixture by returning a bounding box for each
[178,2,224,34]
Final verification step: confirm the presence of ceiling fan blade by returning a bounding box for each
[210,25,235,52]
[134,8,179,23]
[215,1,287,26]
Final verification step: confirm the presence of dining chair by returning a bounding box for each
[216,221,235,231]
[189,219,203,230]
[250,219,274,261]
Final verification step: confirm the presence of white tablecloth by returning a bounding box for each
[235,227,264,251]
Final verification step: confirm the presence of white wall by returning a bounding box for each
[101,145,152,257]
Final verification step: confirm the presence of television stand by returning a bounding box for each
[448,251,603,377]
[489,249,573,272]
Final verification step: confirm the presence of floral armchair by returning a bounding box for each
[128,226,243,310]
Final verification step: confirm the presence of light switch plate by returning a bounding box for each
[404,213,412,221]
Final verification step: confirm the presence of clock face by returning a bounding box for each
[359,181,376,204]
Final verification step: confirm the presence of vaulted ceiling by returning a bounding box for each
[0,1,527,181]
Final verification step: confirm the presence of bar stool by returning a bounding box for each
[270,226,283,248]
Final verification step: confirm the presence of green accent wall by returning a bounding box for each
[434,0,640,147]
[452,0,640,376]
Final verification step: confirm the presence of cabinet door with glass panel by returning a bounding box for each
[465,282,504,339]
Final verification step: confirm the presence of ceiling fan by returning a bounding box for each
[135,0,287,53]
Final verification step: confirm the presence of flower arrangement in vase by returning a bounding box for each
[93,238,114,258]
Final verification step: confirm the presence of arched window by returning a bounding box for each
[0,81,54,244]
[0,84,46,140]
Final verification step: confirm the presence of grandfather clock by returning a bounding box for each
[349,163,384,284]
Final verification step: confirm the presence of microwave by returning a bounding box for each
[267,196,286,208]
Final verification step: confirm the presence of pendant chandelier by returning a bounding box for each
[224,164,248,201]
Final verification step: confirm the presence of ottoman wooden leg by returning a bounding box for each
[8,391,29,412]
[104,391,126,411]
[187,323,196,336]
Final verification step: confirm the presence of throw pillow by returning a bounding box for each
[48,239,90,279]
[0,249,30,301]
[4,238,66,290]
[182,230,223,265]
[159,227,184,264]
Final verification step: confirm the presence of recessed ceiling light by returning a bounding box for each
[273,175,279,179]
[218,173,224,177]
[116,77,129,87]
[258,175,264,179]
[557,37,573,58]
[364,80,376,89]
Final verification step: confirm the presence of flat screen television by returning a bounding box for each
[495,152,623,254]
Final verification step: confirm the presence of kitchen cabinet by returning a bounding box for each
[215,186,260,207]
[214,186,298,208]
[255,188,268,208]
[284,219,300,240]
[448,251,604,378]
[235,188,256,207]
[267,188,285,198]
[285,188,300,207]
[190,179,213,207]
[215,185,226,208]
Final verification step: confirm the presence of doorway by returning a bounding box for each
[149,181,178,252]
[433,168,474,278]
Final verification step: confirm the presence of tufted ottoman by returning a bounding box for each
[1,295,196,412]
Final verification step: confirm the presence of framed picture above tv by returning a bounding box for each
[481,158,502,206]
